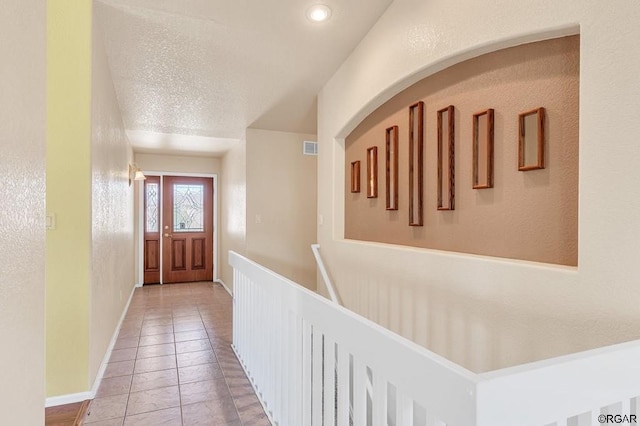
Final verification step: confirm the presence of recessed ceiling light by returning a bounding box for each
[306,4,332,22]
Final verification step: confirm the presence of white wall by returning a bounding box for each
[246,129,318,289]
[220,140,247,289]
[89,15,136,385]
[0,0,45,423]
[318,0,640,372]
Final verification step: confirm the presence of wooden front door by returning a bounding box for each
[143,176,214,284]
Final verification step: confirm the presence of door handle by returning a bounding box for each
[164,233,172,238]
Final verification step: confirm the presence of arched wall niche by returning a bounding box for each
[334,26,579,140]
[344,35,579,266]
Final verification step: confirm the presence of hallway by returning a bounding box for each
[83,282,270,425]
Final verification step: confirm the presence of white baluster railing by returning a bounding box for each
[230,250,640,426]
[476,339,640,425]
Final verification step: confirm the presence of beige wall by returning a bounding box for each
[220,140,247,288]
[0,0,46,422]
[89,13,136,386]
[319,0,640,373]
[345,36,578,266]
[246,129,318,289]
[135,153,222,175]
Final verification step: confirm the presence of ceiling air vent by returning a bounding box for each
[303,140,318,156]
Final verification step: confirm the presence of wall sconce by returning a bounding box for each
[128,163,146,186]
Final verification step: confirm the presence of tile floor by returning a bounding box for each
[83,282,271,426]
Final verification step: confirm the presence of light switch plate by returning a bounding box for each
[46,214,56,230]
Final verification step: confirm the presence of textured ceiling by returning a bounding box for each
[95,0,393,156]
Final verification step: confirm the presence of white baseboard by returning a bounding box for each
[45,391,94,408]
[135,282,143,288]
[90,284,137,395]
[46,284,138,407]
[216,278,232,296]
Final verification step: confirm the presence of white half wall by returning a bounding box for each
[318,0,640,372]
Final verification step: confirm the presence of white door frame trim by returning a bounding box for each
[137,171,219,286]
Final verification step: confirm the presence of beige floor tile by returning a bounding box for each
[113,337,140,350]
[134,355,176,374]
[144,306,172,313]
[174,329,208,342]
[96,375,132,398]
[139,332,174,347]
[140,324,174,336]
[234,393,263,412]
[214,351,239,365]
[219,363,244,374]
[179,378,232,406]
[104,283,268,425]
[173,321,205,333]
[109,347,137,363]
[181,398,240,425]
[130,368,179,393]
[82,417,124,426]
[121,320,144,330]
[117,327,141,339]
[84,394,128,424]
[172,313,201,321]
[136,343,175,359]
[176,339,211,354]
[228,384,258,400]
[103,360,135,378]
[241,415,272,426]
[177,349,217,368]
[142,317,172,327]
[214,347,239,359]
[143,311,173,320]
[123,407,182,426]
[179,362,224,384]
[126,385,180,416]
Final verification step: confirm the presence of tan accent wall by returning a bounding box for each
[0,0,46,422]
[345,36,579,266]
[246,129,318,290]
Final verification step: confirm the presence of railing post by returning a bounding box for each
[336,346,350,426]
[353,357,367,426]
[311,326,324,426]
[372,373,387,426]
[302,319,313,425]
[397,392,413,426]
[324,336,337,426]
